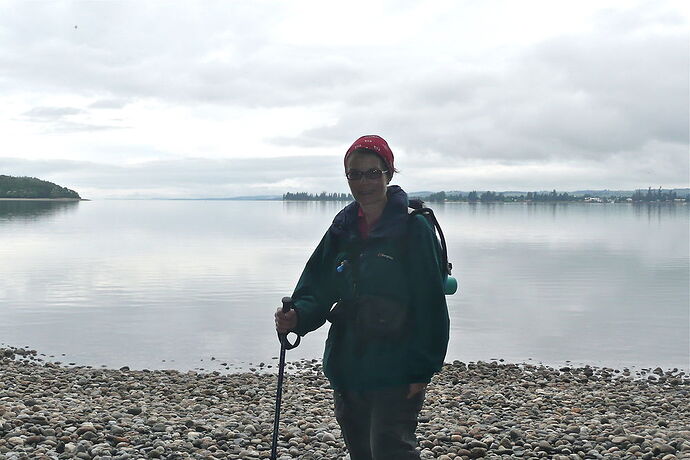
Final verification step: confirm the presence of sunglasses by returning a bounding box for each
[346,168,389,181]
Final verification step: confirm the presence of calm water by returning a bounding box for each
[0,200,688,373]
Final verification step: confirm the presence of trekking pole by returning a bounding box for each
[271,296,301,460]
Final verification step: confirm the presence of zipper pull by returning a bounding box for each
[336,260,349,273]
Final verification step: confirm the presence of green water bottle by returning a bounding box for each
[444,275,458,295]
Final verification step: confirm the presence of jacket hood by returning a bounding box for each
[330,185,409,239]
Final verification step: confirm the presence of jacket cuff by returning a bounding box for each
[291,306,307,336]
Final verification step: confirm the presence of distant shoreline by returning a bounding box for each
[282,200,689,204]
[0,198,88,201]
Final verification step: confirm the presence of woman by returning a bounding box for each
[275,135,450,460]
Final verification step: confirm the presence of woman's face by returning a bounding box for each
[346,151,390,207]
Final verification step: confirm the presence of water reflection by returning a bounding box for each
[282,200,345,213]
[0,200,80,222]
[632,202,682,223]
[0,200,687,372]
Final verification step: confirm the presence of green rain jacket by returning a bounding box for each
[291,185,450,391]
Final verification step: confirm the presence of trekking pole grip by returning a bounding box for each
[278,296,300,350]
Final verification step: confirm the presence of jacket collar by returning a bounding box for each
[330,185,409,240]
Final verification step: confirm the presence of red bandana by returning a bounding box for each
[344,135,394,172]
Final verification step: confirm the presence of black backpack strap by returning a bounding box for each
[408,198,425,210]
[408,206,452,277]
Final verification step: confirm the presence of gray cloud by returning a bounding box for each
[267,5,689,167]
[19,106,124,133]
[0,2,355,108]
[519,33,688,150]
[51,121,126,133]
[22,106,84,119]
[89,99,130,109]
[0,1,687,194]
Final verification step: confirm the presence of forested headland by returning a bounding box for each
[0,175,81,199]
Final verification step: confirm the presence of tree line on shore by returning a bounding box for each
[426,188,687,203]
[283,192,354,201]
[630,187,685,203]
[0,175,81,199]
[283,188,688,203]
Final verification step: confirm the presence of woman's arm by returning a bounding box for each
[290,231,340,336]
[405,215,450,382]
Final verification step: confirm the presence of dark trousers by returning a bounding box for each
[333,385,424,460]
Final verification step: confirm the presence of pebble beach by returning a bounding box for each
[1,346,688,460]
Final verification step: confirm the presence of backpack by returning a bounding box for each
[408,198,457,295]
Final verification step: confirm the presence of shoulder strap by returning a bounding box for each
[407,204,452,277]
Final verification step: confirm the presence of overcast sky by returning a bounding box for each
[1,1,688,198]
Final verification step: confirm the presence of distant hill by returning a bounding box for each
[0,175,81,199]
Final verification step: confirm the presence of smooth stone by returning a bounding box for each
[7,437,24,447]
[151,423,167,432]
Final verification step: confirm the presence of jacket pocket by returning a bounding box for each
[354,294,409,342]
